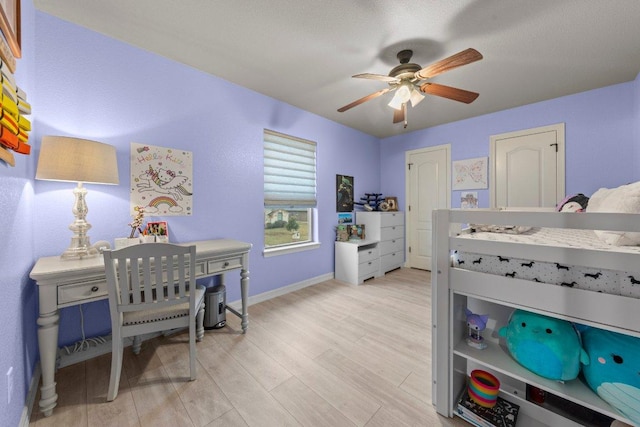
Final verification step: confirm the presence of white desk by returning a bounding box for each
[30,239,251,417]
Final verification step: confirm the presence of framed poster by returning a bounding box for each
[453,157,488,190]
[336,174,354,212]
[0,0,20,58]
[130,142,193,216]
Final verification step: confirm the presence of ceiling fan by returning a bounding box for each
[337,48,483,128]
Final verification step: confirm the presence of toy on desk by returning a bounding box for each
[580,327,640,425]
[499,309,589,381]
[465,308,489,350]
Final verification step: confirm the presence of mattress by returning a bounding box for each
[452,227,640,298]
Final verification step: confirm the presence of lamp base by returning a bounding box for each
[61,235,99,259]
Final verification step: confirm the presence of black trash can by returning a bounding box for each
[204,284,226,329]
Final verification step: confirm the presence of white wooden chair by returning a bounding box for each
[103,243,205,401]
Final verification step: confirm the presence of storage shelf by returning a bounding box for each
[453,339,630,424]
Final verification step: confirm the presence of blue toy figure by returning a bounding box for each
[465,308,489,350]
[499,309,589,381]
[581,327,640,425]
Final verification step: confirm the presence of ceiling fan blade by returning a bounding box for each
[337,87,393,112]
[415,48,483,80]
[353,73,399,83]
[392,106,404,123]
[420,82,479,104]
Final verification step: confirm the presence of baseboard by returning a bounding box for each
[227,272,334,309]
[20,362,41,427]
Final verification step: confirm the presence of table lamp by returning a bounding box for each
[36,136,119,259]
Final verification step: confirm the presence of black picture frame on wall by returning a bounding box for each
[336,174,354,212]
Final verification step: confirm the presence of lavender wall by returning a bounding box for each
[380,79,639,209]
[32,12,380,346]
[0,1,37,425]
[2,3,640,424]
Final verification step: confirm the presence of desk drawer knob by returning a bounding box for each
[91,286,99,292]
[223,261,230,268]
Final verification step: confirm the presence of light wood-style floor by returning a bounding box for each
[30,268,469,427]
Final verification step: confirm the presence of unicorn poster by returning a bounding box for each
[130,142,193,216]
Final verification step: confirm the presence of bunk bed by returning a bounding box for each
[432,208,640,427]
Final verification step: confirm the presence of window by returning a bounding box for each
[264,129,317,254]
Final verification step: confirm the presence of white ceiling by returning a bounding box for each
[34,0,640,139]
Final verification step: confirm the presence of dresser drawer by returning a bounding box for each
[380,212,403,227]
[358,246,379,263]
[207,256,243,274]
[381,225,404,241]
[381,251,403,273]
[358,258,380,282]
[380,238,404,255]
[58,279,108,305]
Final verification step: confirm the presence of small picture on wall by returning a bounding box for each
[336,174,354,212]
[453,157,488,190]
[461,192,478,209]
[338,212,353,224]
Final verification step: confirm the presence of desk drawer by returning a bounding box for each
[58,279,108,305]
[207,256,243,274]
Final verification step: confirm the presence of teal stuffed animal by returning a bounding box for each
[581,327,640,424]
[499,309,589,381]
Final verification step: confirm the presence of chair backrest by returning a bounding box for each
[103,243,197,315]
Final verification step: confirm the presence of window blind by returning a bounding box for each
[264,129,317,208]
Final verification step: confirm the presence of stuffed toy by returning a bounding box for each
[581,327,640,425]
[557,193,589,212]
[465,308,489,349]
[499,309,588,381]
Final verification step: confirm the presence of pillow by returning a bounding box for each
[587,182,640,245]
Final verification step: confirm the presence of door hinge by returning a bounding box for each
[550,142,558,152]
[408,205,411,212]
[408,163,413,170]
[409,246,411,253]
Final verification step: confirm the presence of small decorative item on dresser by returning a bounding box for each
[384,197,398,211]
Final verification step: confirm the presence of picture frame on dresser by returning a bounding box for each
[0,0,20,58]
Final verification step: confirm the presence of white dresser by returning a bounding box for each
[357,211,405,274]
[334,239,380,285]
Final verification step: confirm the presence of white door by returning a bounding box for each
[406,145,450,270]
[490,123,565,208]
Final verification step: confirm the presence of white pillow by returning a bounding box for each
[587,182,640,245]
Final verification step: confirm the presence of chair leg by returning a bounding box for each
[107,335,124,401]
[196,304,205,341]
[189,319,197,381]
[132,335,142,354]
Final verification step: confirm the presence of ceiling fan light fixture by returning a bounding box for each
[388,84,411,110]
[409,88,425,107]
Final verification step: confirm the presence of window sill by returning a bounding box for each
[263,241,321,258]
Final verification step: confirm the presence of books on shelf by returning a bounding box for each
[456,388,520,427]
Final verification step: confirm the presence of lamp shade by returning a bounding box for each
[36,136,119,185]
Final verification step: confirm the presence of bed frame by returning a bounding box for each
[432,208,640,427]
